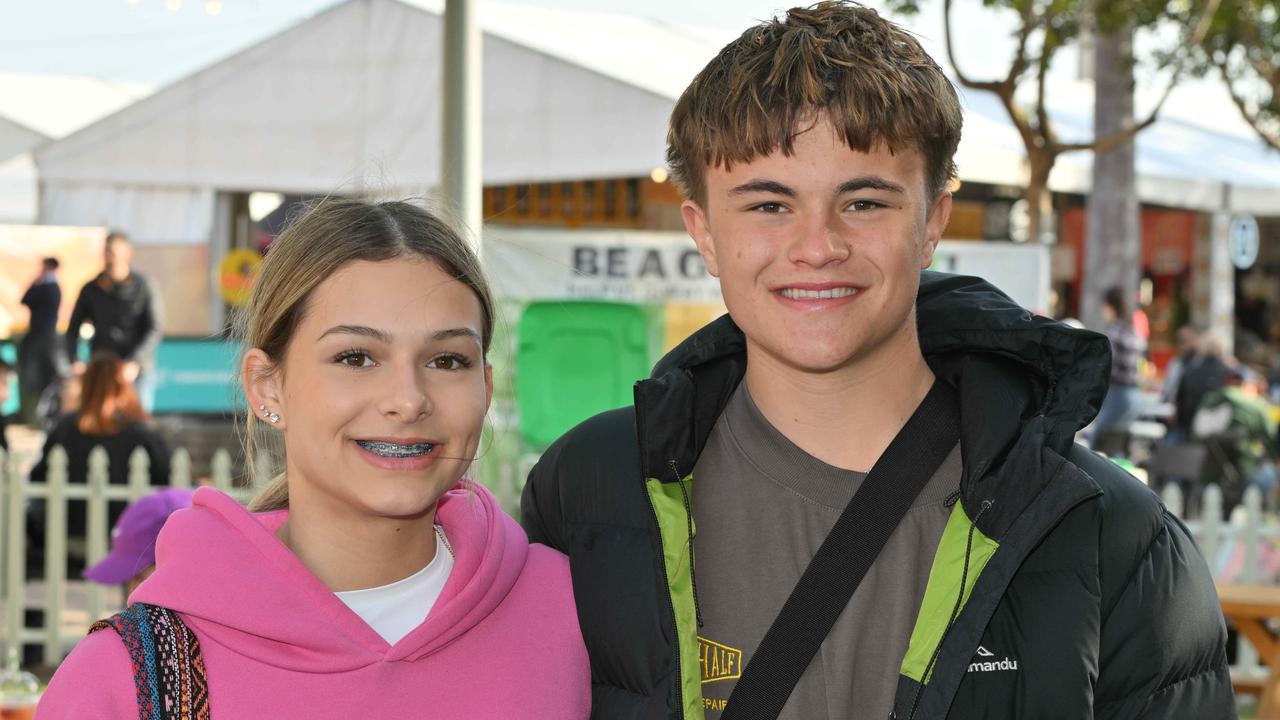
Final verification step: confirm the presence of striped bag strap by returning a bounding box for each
[89,603,211,720]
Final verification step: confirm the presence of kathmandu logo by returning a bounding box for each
[698,636,743,683]
[967,645,1018,673]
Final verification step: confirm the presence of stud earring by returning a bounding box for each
[258,404,266,412]
[263,410,280,424]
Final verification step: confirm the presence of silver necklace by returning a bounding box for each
[434,524,454,558]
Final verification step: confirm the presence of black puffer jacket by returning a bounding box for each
[523,271,1234,720]
[66,271,163,367]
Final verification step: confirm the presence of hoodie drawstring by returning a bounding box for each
[901,498,993,720]
[671,460,705,630]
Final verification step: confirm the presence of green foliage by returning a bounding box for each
[887,0,1279,148]
[885,0,1200,76]
[1197,0,1280,147]
[885,0,1177,32]
[879,0,1214,243]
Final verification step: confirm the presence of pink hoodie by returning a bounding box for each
[38,484,590,719]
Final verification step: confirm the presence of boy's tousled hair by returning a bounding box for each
[666,1,963,206]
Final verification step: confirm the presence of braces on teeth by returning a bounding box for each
[356,440,435,457]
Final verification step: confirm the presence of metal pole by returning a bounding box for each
[442,0,483,255]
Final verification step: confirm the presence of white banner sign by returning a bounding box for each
[484,228,723,303]
[930,241,1052,313]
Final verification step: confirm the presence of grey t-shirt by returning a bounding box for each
[692,383,962,719]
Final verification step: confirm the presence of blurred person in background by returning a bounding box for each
[1175,331,1232,441]
[82,488,195,598]
[1267,350,1280,406]
[38,199,589,719]
[18,257,63,424]
[1132,298,1150,342]
[0,358,13,455]
[65,231,163,412]
[1193,367,1279,516]
[1083,286,1147,449]
[1161,326,1199,408]
[26,351,170,577]
[1272,377,1280,406]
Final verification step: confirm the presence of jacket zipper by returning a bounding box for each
[643,477,687,720]
[636,384,688,720]
[901,499,993,720]
[897,477,1102,719]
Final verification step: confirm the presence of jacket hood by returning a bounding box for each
[641,271,1111,536]
[131,482,527,672]
[914,271,1110,470]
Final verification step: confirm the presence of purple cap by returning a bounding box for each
[82,488,195,584]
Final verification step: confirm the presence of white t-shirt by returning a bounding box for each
[334,526,454,645]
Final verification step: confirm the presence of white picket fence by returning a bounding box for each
[0,439,531,668]
[3,444,1277,688]
[0,445,263,666]
[1161,482,1277,687]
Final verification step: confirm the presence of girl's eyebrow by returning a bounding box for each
[432,328,481,342]
[319,324,390,343]
[317,325,480,343]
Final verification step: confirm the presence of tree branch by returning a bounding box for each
[943,0,1003,92]
[1058,112,1158,154]
[1034,29,1054,150]
[1239,10,1280,90]
[1188,0,1224,49]
[1000,91,1042,157]
[1004,0,1039,89]
[1217,55,1280,151]
[1059,0,1225,157]
[1145,0,1223,109]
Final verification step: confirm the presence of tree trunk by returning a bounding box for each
[1024,152,1055,247]
[1082,23,1141,331]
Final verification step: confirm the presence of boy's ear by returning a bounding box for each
[920,191,952,269]
[242,348,286,430]
[682,200,720,277]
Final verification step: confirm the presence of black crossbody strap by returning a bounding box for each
[721,380,962,720]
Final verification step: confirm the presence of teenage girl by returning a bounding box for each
[38,199,590,719]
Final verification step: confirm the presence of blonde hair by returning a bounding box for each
[239,198,494,512]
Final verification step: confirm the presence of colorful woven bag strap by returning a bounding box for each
[89,603,211,720]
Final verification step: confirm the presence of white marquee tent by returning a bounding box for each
[0,72,149,223]
[31,0,1280,247]
[33,0,716,244]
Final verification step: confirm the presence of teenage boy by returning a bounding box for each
[522,3,1233,719]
